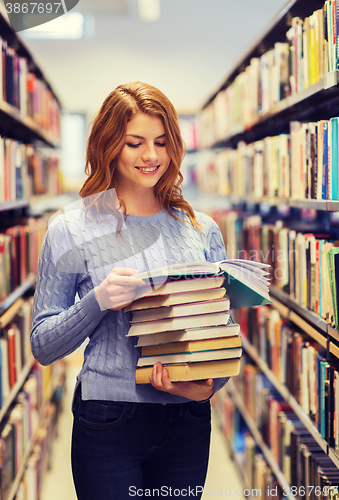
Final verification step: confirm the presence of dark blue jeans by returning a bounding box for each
[71,387,211,500]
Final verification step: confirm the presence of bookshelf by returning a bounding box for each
[195,0,339,492]
[0,8,64,500]
[226,379,297,500]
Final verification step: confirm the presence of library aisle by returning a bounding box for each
[40,350,245,500]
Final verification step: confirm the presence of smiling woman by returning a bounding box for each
[31,81,232,500]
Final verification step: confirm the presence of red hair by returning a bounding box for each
[79,82,201,229]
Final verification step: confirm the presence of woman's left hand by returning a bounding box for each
[149,362,214,401]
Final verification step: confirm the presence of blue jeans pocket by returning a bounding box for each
[78,399,129,429]
[182,401,211,422]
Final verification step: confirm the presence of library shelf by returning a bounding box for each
[7,429,37,500]
[0,273,36,317]
[270,286,328,335]
[0,297,24,329]
[0,200,30,212]
[5,366,66,500]
[241,335,327,452]
[0,98,59,148]
[197,0,339,486]
[212,76,333,149]
[269,287,339,360]
[0,355,35,422]
[329,448,339,470]
[203,0,327,109]
[226,379,297,500]
[212,400,253,495]
[223,196,339,213]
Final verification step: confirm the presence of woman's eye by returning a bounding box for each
[155,142,166,147]
[127,143,141,148]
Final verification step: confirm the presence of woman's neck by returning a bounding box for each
[118,189,163,216]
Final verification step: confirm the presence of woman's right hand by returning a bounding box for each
[94,267,146,310]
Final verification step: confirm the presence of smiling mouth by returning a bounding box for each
[135,165,160,172]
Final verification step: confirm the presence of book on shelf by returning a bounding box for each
[326,247,339,328]
[135,358,241,384]
[136,258,272,309]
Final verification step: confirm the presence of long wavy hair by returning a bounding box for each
[79,81,201,229]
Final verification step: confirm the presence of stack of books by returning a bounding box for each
[126,259,271,384]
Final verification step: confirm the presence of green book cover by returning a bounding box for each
[326,247,339,328]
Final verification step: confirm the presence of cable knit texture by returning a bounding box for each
[31,204,232,403]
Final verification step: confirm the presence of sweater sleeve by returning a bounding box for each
[30,220,108,366]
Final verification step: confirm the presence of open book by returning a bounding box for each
[136,259,272,309]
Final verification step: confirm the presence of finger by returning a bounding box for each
[161,367,174,391]
[107,275,145,288]
[110,267,141,276]
[196,378,214,387]
[154,362,164,387]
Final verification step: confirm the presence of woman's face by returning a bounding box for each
[115,113,171,193]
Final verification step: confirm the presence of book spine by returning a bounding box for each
[322,121,328,199]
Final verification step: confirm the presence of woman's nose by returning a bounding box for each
[141,143,158,163]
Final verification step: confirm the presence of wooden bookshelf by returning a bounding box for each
[241,335,328,452]
[0,98,60,148]
[212,74,339,149]
[0,274,36,317]
[197,0,339,489]
[0,200,30,212]
[0,355,35,422]
[0,5,62,498]
[226,379,297,500]
[6,364,66,500]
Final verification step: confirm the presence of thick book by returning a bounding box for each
[135,323,239,346]
[137,259,272,309]
[130,298,230,323]
[125,286,226,312]
[135,358,241,384]
[137,346,242,367]
[135,275,224,298]
[141,334,242,356]
[127,311,231,337]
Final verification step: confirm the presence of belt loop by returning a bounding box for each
[128,402,137,418]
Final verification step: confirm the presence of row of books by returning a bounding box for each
[197,1,339,148]
[0,139,61,203]
[236,305,339,448]
[0,359,66,500]
[0,216,48,304]
[179,116,197,152]
[15,401,57,500]
[216,378,339,498]
[1,297,32,405]
[211,209,339,328]
[196,117,339,201]
[0,37,61,142]
[216,392,282,498]
[0,370,40,500]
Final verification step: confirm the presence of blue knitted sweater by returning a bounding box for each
[31,203,230,403]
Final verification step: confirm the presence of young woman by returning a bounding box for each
[31,82,231,499]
